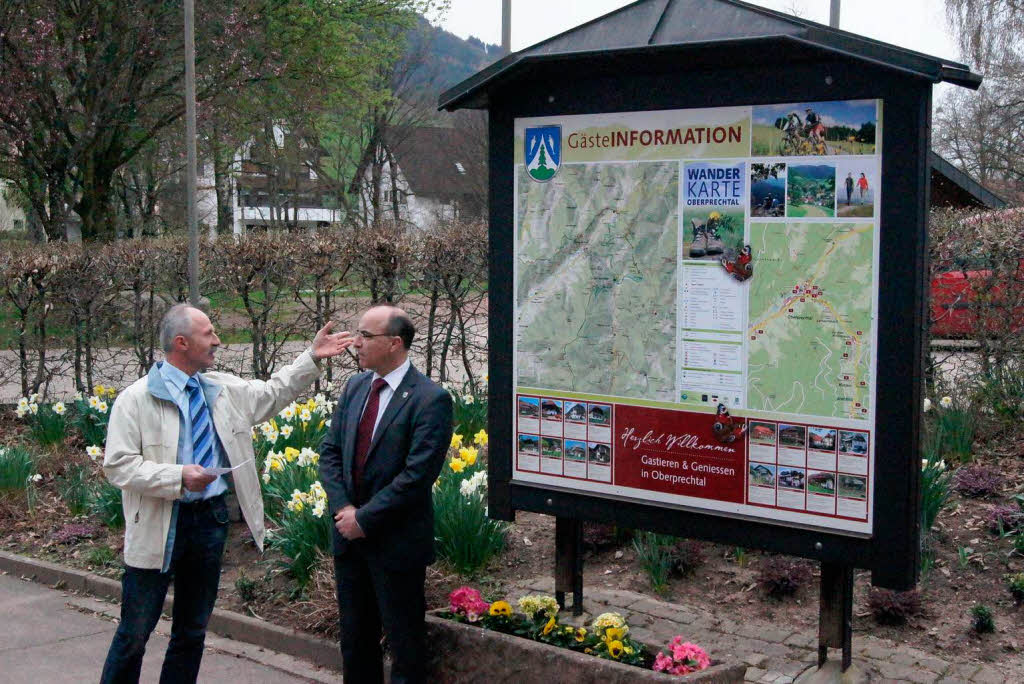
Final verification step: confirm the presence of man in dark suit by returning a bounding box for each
[319,305,453,684]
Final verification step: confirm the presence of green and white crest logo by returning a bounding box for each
[525,125,561,182]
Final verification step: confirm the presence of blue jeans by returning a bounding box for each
[100,495,229,684]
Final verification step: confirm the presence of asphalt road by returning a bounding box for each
[0,571,336,683]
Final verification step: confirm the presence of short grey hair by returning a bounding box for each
[160,303,197,352]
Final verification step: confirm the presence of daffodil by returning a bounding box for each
[299,408,312,423]
[280,405,296,420]
[284,446,300,462]
[97,401,108,414]
[458,446,478,466]
[473,429,488,446]
[86,445,102,460]
[463,394,475,405]
[88,395,100,409]
[280,424,294,438]
[52,401,66,415]
[449,457,466,473]
[940,396,953,409]
[450,433,463,449]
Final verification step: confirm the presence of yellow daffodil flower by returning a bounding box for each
[450,433,463,449]
[449,457,466,473]
[458,446,478,466]
[473,429,488,446]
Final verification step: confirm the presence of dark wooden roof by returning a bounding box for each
[929,152,1007,210]
[385,126,482,199]
[439,0,981,111]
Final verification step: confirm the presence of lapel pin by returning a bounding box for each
[402,391,409,399]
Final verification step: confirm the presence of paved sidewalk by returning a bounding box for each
[514,578,1022,683]
[0,571,336,683]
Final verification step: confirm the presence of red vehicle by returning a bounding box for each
[929,210,1024,339]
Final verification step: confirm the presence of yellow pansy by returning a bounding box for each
[542,616,556,636]
[607,640,624,658]
[603,627,627,643]
[488,601,512,617]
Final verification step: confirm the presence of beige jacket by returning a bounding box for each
[103,349,321,569]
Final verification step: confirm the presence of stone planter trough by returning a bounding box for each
[424,614,747,683]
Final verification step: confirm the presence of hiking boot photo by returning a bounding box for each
[689,219,707,258]
[705,224,725,256]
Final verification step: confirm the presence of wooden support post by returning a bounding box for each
[818,562,854,671]
[554,517,584,616]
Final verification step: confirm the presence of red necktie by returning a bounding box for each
[353,378,388,503]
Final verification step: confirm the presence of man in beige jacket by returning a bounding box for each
[100,303,351,683]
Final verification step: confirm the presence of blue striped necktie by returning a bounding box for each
[185,377,215,469]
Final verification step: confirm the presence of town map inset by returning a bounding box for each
[515,162,679,401]
[746,222,874,419]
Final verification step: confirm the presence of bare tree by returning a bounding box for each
[937,1,1024,200]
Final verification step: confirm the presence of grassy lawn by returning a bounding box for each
[787,204,834,218]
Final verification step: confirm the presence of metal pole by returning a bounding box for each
[502,0,511,56]
[185,0,200,305]
[830,0,841,28]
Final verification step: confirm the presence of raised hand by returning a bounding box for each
[312,321,355,360]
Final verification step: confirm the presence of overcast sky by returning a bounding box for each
[435,0,963,65]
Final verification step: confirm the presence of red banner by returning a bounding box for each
[614,404,746,503]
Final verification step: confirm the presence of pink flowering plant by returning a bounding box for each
[448,586,491,623]
[652,636,712,676]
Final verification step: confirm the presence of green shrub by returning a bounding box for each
[86,545,117,567]
[267,500,332,589]
[633,531,675,594]
[970,604,995,633]
[1006,572,1024,605]
[17,398,70,446]
[928,395,975,462]
[433,457,506,575]
[0,446,36,491]
[235,572,259,603]
[73,393,112,446]
[447,382,487,437]
[974,365,1024,422]
[90,480,125,529]
[57,464,95,516]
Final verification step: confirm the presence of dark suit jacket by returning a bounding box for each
[319,365,453,569]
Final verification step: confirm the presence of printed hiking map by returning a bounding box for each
[515,162,679,401]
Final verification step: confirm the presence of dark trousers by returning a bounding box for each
[100,495,229,684]
[334,550,426,684]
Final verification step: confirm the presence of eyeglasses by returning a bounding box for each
[354,329,395,340]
